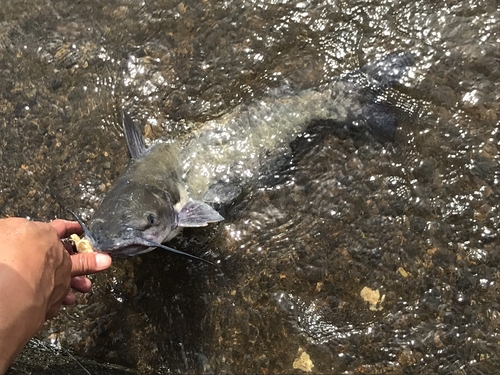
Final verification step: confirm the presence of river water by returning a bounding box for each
[1,1,500,374]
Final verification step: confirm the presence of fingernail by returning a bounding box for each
[95,253,112,269]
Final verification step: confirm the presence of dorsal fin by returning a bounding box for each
[122,110,147,159]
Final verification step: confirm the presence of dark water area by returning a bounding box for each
[1,0,500,374]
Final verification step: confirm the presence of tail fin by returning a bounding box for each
[337,52,417,142]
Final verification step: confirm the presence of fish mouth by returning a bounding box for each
[67,210,215,266]
[95,242,155,258]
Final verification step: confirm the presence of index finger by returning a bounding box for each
[49,219,83,239]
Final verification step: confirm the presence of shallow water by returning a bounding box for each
[1,1,500,374]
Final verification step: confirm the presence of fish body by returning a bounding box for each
[179,52,415,198]
[78,52,415,261]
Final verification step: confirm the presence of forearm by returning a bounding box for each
[0,266,45,374]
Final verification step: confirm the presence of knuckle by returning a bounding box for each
[73,253,93,275]
[78,255,88,271]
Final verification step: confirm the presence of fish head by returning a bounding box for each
[86,180,177,257]
[67,110,223,266]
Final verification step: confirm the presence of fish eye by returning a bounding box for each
[146,213,157,225]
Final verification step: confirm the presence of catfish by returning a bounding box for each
[70,52,415,264]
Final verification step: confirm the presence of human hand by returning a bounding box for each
[0,217,69,372]
[0,218,74,320]
[49,219,112,305]
[0,217,112,374]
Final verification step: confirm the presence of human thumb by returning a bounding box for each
[70,252,112,276]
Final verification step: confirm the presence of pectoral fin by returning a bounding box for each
[177,200,224,227]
